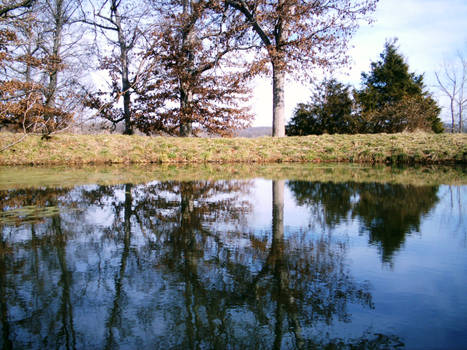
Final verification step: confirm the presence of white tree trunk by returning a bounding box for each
[272,63,286,137]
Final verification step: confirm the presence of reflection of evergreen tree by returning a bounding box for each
[288,181,439,262]
[353,183,439,262]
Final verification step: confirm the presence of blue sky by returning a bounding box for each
[251,0,467,126]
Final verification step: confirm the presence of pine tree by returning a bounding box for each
[286,79,358,136]
[356,40,443,133]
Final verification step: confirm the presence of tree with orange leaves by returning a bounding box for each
[223,0,379,136]
[0,0,74,140]
[133,0,253,137]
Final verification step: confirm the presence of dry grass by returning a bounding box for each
[0,132,466,165]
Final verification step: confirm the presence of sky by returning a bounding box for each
[251,0,467,127]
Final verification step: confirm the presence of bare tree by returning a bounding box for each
[435,52,467,133]
[37,0,90,132]
[41,0,77,108]
[80,0,153,135]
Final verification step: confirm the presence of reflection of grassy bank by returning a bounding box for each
[0,132,465,165]
[1,163,465,189]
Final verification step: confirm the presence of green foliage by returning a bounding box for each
[286,79,358,136]
[360,94,443,133]
[356,40,443,133]
[357,40,423,109]
[288,41,444,135]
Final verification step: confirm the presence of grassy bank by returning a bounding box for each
[0,132,466,165]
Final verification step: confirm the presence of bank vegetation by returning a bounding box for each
[0,132,465,166]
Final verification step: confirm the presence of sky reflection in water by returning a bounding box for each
[0,166,466,349]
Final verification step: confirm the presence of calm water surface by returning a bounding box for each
[0,165,466,349]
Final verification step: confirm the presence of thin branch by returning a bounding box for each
[0,0,33,18]
[0,132,29,152]
[0,92,38,152]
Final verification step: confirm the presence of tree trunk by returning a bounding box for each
[122,72,132,135]
[180,123,193,137]
[180,86,193,137]
[450,97,455,133]
[179,0,194,137]
[458,92,464,133]
[179,123,193,137]
[113,1,133,135]
[46,0,64,109]
[272,64,286,137]
[459,107,463,133]
[459,57,466,133]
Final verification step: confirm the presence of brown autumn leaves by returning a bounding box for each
[1,0,378,138]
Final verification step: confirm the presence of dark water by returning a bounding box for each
[0,167,466,349]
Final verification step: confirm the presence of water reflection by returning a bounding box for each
[0,176,460,349]
[264,181,387,348]
[288,182,439,262]
[0,187,77,349]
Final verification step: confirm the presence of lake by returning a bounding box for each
[0,164,466,349]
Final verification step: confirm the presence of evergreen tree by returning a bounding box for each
[356,40,443,133]
[286,79,358,136]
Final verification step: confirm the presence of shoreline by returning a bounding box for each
[0,132,466,166]
[1,163,466,189]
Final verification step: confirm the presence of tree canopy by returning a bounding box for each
[133,0,253,136]
[356,40,443,133]
[286,79,357,136]
[1,2,451,139]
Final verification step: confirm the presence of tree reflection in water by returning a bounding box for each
[0,187,77,349]
[288,181,439,263]
[249,181,401,349]
[0,180,403,349]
